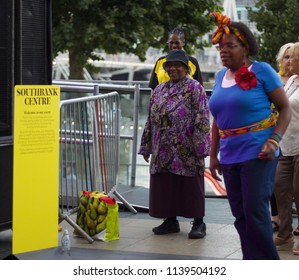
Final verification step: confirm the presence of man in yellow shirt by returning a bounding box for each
[149,27,203,90]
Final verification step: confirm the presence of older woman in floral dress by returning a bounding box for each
[139,49,210,239]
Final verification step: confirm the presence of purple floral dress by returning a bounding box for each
[139,76,210,177]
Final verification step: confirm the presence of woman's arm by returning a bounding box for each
[258,87,291,160]
[192,84,210,158]
[209,119,222,181]
[138,89,155,160]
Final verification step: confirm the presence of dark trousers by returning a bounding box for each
[221,158,279,260]
[270,193,278,216]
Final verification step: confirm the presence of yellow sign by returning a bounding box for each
[13,85,60,254]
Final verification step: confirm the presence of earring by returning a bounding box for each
[278,63,284,76]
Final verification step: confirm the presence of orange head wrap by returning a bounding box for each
[210,11,248,49]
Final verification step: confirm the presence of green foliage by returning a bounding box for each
[248,0,299,70]
[52,0,222,79]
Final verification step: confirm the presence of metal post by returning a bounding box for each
[130,83,140,187]
[92,84,101,189]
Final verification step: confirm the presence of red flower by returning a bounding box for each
[235,66,257,90]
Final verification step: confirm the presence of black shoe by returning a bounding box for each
[152,219,180,235]
[188,222,206,239]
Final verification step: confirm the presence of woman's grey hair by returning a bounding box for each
[289,42,299,60]
[276,43,294,65]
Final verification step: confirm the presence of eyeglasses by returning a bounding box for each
[216,43,240,51]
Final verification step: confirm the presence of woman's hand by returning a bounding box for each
[258,141,277,160]
[209,155,222,181]
[143,154,150,163]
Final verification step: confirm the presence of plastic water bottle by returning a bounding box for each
[61,229,71,255]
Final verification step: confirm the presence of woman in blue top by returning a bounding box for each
[208,12,291,260]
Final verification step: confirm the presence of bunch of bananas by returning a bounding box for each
[76,191,108,236]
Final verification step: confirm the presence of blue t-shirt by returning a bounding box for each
[209,61,282,164]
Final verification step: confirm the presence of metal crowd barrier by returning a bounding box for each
[54,80,141,188]
[58,86,136,243]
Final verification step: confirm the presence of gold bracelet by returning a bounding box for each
[267,139,279,150]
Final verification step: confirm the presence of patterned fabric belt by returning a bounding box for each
[219,113,277,139]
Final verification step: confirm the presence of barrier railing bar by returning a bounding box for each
[129,83,140,187]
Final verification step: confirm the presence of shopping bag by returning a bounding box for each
[76,190,119,241]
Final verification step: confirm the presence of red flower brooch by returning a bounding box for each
[235,66,257,90]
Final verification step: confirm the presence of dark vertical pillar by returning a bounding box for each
[0,0,13,137]
[0,0,52,235]
[15,0,52,85]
